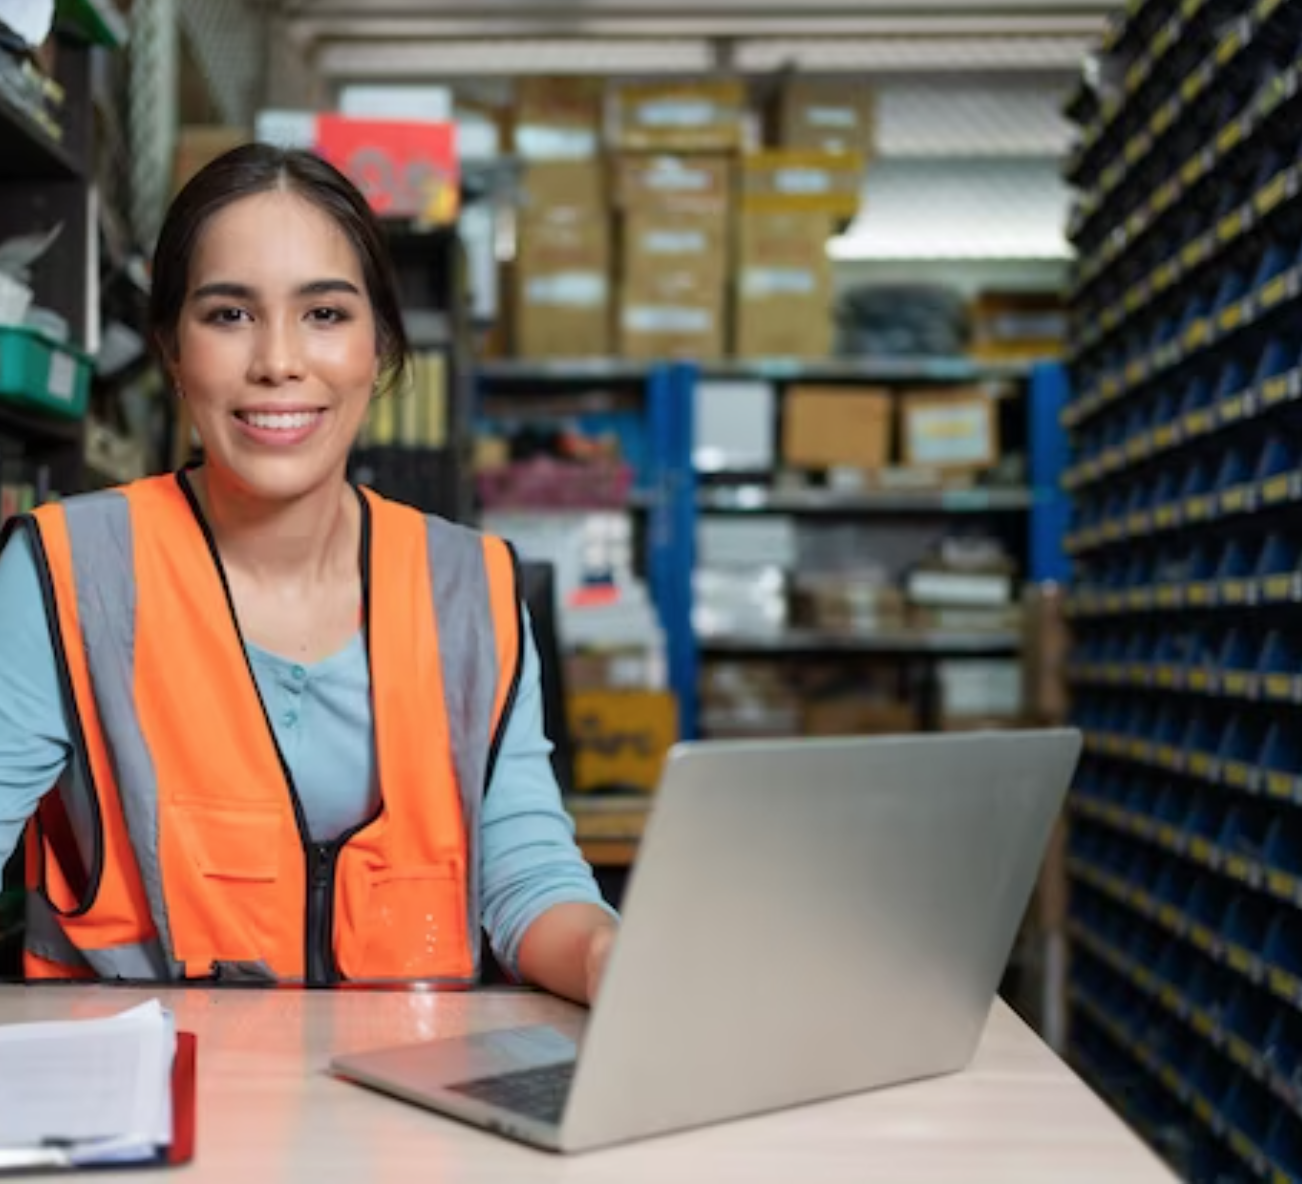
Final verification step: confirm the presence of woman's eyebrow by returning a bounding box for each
[189,278,361,301]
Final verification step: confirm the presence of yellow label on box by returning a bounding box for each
[1189,669,1211,691]
[1216,121,1244,157]
[1269,871,1295,899]
[1185,318,1210,349]
[1267,674,1294,699]
[1222,581,1248,603]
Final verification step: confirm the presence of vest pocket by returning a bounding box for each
[173,804,282,881]
[338,860,471,982]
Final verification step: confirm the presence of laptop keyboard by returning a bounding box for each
[447,1060,576,1124]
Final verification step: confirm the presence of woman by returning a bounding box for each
[0,144,618,1002]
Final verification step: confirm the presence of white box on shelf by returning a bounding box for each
[694,380,776,472]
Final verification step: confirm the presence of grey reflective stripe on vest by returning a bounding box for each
[60,493,182,979]
[424,516,510,982]
[25,890,170,979]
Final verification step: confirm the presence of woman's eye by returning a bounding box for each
[205,307,249,325]
[308,307,348,324]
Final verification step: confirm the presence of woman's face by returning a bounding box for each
[171,189,380,503]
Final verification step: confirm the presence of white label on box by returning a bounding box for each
[774,168,834,195]
[526,273,607,308]
[808,106,858,129]
[741,268,816,297]
[46,351,75,403]
[516,127,598,160]
[646,165,710,192]
[637,101,718,128]
[624,306,713,334]
[643,230,707,255]
[908,404,991,466]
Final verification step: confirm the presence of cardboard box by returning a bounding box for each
[515,211,611,358]
[772,78,875,154]
[802,695,916,737]
[971,290,1067,361]
[512,77,603,160]
[613,154,733,213]
[619,286,726,361]
[900,389,1000,471]
[518,161,606,215]
[782,386,893,471]
[734,212,834,358]
[173,125,247,194]
[613,80,746,152]
[621,210,729,288]
[740,151,865,217]
[567,690,678,793]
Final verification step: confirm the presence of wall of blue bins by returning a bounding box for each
[1062,0,1302,1179]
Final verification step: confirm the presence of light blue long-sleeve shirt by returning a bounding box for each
[0,527,614,976]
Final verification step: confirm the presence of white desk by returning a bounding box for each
[0,987,1175,1182]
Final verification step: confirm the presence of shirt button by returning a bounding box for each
[291,665,307,682]
[282,710,298,728]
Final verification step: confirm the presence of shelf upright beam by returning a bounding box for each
[1029,360,1072,586]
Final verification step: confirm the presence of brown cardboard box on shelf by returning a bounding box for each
[173,126,247,194]
[739,151,865,218]
[900,388,1000,472]
[518,160,606,215]
[613,154,734,214]
[567,689,678,793]
[511,77,604,160]
[613,80,746,152]
[621,209,729,288]
[734,211,834,359]
[971,290,1067,361]
[618,208,727,359]
[782,385,893,471]
[771,78,875,154]
[515,211,611,358]
[619,284,725,360]
[803,695,917,737]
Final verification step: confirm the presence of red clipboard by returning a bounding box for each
[0,1031,196,1174]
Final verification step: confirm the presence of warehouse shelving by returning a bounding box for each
[1063,0,1302,1171]
[474,358,1070,740]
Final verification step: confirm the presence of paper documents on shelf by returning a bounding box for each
[0,999,177,1170]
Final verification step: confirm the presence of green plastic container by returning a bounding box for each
[0,324,92,421]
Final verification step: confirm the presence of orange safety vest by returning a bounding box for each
[4,472,522,985]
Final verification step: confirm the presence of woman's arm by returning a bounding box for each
[0,528,73,869]
[479,605,619,1005]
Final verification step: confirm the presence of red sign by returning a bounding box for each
[315,115,459,222]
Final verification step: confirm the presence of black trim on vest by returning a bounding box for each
[2,512,104,919]
[483,539,526,796]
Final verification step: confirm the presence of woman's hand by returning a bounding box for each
[517,903,619,1006]
[583,922,618,1004]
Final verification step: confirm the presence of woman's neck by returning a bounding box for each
[188,465,358,588]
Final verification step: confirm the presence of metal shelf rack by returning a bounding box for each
[1063,1,1302,1175]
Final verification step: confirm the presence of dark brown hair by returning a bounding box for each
[149,142,410,395]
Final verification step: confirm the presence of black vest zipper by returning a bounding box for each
[307,843,339,986]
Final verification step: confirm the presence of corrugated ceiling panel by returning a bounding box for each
[831,158,1070,260]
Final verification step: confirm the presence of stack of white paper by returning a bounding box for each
[0,999,175,1170]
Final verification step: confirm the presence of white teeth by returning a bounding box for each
[242,411,320,430]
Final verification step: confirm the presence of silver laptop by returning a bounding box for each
[330,728,1081,1154]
